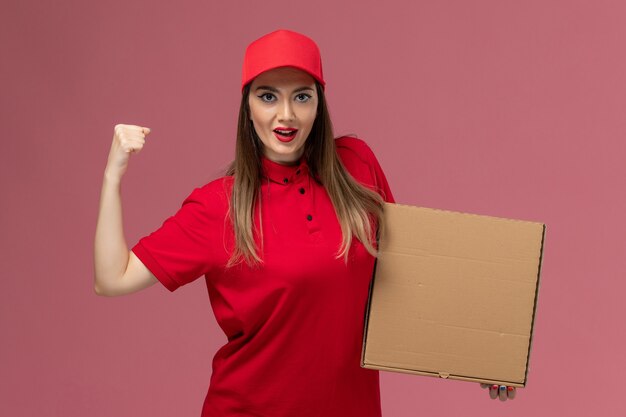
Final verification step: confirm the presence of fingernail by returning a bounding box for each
[489,385,498,399]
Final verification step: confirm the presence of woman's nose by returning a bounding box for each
[278,100,295,121]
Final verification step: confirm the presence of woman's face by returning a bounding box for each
[248,67,318,165]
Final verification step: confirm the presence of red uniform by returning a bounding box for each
[132,136,395,416]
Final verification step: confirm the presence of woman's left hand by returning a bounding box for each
[479,383,517,401]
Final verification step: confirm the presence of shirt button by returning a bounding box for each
[307,214,313,221]
[299,187,305,194]
[283,178,288,184]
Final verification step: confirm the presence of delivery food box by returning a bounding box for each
[361,203,545,387]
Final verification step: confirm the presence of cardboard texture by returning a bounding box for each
[361,203,545,387]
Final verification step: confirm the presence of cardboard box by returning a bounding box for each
[361,203,545,387]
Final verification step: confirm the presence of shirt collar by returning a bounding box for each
[261,155,311,185]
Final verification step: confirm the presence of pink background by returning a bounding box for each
[2,0,624,416]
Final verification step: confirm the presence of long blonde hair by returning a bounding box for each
[225,82,385,267]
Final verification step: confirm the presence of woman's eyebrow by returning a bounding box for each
[255,86,279,93]
[255,86,315,93]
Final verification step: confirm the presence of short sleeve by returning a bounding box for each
[335,136,396,204]
[131,182,229,292]
[365,144,395,204]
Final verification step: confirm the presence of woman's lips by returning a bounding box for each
[273,129,298,143]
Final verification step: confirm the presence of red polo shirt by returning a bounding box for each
[132,136,395,417]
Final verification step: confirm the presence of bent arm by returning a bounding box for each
[93,171,157,296]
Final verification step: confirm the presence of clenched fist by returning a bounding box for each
[105,124,151,180]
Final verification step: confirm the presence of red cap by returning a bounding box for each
[241,29,325,93]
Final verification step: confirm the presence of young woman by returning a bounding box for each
[94,29,514,417]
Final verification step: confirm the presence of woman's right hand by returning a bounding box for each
[95,123,157,297]
[105,124,151,180]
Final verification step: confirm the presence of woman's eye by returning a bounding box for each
[295,93,312,102]
[258,93,275,102]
